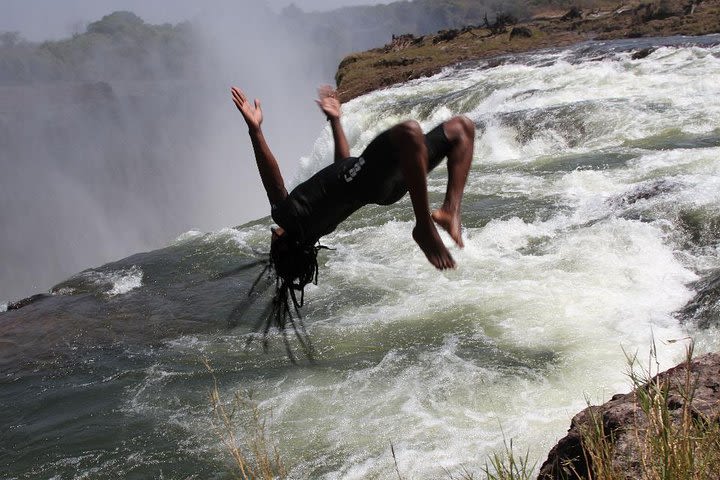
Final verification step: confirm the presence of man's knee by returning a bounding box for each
[444,116,475,144]
[390,120,424,146]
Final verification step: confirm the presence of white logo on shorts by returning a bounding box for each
[344,157,365,183]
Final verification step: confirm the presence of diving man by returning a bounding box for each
[231,84,475,274]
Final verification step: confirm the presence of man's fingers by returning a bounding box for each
[317,84,337,100]
[230,88,261,115]
[231,87,248,104]
[231,92,241,108]
[231,88,244,105]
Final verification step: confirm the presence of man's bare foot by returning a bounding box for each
[431,208,464,248]
[412,222,456,270]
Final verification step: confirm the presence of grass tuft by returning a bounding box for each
[480,436,535,480]
[628,340,720,480]
[205,360,287,480]
[575,339,720,480]
[572,399,622,480]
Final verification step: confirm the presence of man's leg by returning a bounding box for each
[389,121,455,270]
[431,116,475,248]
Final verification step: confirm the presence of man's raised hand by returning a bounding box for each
[231,87,263,131]
[316,85,341,121]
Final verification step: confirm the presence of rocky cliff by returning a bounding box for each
[539,352,720,479]
[336,0,720,102]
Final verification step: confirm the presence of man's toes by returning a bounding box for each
[438,253,454,270]
[432,255,445,270]
[446,256,456,269]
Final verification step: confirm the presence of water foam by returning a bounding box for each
[81,266,144,296]
[173,229,203,243]
[106,266,144,296]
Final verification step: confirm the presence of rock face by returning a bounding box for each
[539,352,720,479]
[679,269,720,328]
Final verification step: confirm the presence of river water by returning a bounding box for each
[2,35,720,479]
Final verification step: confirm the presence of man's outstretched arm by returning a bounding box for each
[231,87,287,206]
[316,85,350,163]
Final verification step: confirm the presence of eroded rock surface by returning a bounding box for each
[539,353,720,479]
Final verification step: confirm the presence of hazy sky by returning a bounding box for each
[1,0,394,41]
[2,0,400,299]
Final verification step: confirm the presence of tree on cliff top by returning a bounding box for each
[87,11,145,36]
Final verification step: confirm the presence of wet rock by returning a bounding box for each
[539,353,720,479]
[7,293,50,311]
[677,208,720,249]
[631,46,657,59]
[607,179,677,209]
[678,268,720,328]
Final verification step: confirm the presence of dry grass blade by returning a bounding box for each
[390,442,404,480]
[204,359,287,480]
[576,339,720,480]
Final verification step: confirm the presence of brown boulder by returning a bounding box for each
[539,352,720,479]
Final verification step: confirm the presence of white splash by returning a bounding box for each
[173,229,204,243]
[106,267,144,296]
[82,266,144,297]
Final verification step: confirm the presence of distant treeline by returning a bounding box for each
[281,0,519,56]
[0,0,612,85]
[278,0,614,55]
[0,11,195,84]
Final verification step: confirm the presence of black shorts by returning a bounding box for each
[271,122,453,243]
[358,122,453,205]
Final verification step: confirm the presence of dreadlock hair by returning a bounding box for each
[246,233,326,363]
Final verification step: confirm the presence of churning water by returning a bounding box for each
[2,35,720,478]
